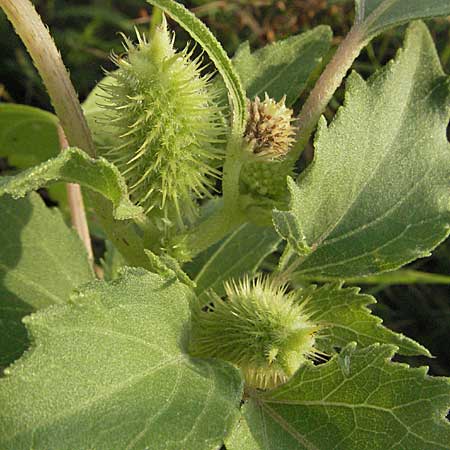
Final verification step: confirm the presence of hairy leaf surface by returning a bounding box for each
[355,0,450,40]
[232,26,332,106]
[226,344,450,450]
[0,269,243,450]
[0,147,141,220]
[274,22,450,278]
[0,194,93,367]
[303,284,429,356]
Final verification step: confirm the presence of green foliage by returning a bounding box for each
[185,222,280,302]
[0,104,58,167]
[275,22,450,278]
[232,26,332,106]
[0,104,68,208]
[295,268,450,286]
[1,1,450,448]
[0,269,243,450]
[0,147,142,220]
[305,283,430,356]
[226,344,450,450]
[0,193,93,367]
[356,0,450,40]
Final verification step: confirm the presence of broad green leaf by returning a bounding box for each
[0,268,243,450]
[226,344,450,450]
[232,26,332,106]
[146,0,247,134]
[355,0,450,40]
[0,104,67,209]
[295,269,450,286]
[0,147,142,220]
[303,283,430,356]
[0,104,58,167]
[184,223,280,300]
[274,22,450,278]
[0,194,93,367]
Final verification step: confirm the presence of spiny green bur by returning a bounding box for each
[100,22,224,228]
[189,276,319,390]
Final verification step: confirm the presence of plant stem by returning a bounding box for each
[0,0,95,156]
[291,24,365,157]
[222,135,245,210]
[58,126,94,268]
[182,135,247,258]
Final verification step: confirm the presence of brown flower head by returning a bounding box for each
[244,93,296,161]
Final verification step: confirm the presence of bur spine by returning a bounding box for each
[189,275,320,390]
[99,20,225,228]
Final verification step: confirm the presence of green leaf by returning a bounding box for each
[273,192,312,257]
[226,344,450,450]
[295,269,450,286]
[355,0,450,40]
[0,147,142,220]
[303,283,430,356]
[232,26,332,106]
[0,194,93,367]
[274,22,450,278]
[0,104,58,167]
[146,0,247,134]
[100,240,126,281]
[184,223,280,300]
[0,104,67,210]
[0,268,243,450]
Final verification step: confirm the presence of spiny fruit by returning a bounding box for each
[99,19,225,228]
[241,94,296,199]
[189,275,320,390]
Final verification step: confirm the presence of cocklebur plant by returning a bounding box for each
[1,0,450,449]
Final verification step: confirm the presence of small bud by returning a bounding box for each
[189,275,321,390]
[244,94,296,161]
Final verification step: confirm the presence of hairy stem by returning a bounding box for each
[222,135,246,210]
[291,24,365,157]
[58,126,94,268]
[0,0,95,156]
[182,135,248,258]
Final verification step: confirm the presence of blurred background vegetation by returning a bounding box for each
[1,0,450,376]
